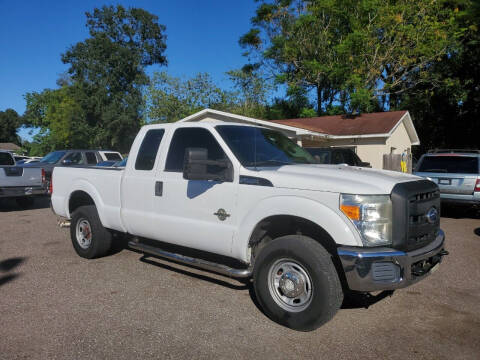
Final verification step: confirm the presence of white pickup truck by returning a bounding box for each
[0,150,47,207]
[51,121,447,331]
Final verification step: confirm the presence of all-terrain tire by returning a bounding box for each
[70,205,112,259]
[253,235,343,331]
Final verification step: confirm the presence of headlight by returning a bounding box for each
[340,194,392,246]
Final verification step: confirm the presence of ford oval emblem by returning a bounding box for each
[426,207,438,224]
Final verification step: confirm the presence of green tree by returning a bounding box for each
[61,5,167,152]
[267,85,316,119]
[226,64,272,118]
[145,72,235,123]
[0,109,21,144]
[396,0,479,154]
[24,86,92,151]
[241,0,462,114]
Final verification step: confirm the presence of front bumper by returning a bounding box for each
[0,185,47,198]
[337,229,446,292]
[440,194,480,206]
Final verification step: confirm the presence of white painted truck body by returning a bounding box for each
[51,122,422,261]
[51,121,447,330]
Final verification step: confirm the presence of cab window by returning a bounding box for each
[135,129,165,170]
[165,128,227,172]
[64,152,83,165]
[85,152,98,164]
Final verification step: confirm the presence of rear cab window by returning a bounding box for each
[85,152,98,164]
[135,129,165,170]
[305,149,330,164]
[104,152,122,161]
[0,152,15,166]
[417,155,479,174]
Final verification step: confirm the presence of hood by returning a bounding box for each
[243,164,421,194]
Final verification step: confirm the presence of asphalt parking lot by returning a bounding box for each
[0,198,479,359]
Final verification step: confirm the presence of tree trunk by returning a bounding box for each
[316,85,322,116]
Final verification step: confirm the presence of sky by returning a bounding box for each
[0,0,259,140]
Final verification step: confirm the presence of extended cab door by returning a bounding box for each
[152,126,238,257]
[121,128,166,238]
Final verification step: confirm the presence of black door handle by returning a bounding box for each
[155,181,163,196]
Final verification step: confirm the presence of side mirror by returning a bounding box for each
[183,148,233,182]
[62,159,73,166]
[359,161,371,168]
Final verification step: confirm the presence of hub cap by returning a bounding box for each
[267,259,313,312]
[76,218,92,249]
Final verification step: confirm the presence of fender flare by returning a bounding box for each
[64,179,110,229]
[232,195,362,262]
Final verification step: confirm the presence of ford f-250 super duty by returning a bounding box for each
[51,121,447,331]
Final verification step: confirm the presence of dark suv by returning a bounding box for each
[23,149,122,185]
[305,147,371,167]
[414,149,480,207]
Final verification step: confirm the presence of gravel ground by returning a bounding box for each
[0,197,479,359]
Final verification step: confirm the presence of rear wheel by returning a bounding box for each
[70,205,112,259]
[253,235,343,331]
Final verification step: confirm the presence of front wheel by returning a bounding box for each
[70,205,112,259]
[253,235,343,331]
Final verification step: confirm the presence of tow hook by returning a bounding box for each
[438,250,449,257]
[58,219,71,228]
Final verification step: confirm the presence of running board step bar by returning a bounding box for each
[128,240,253,278]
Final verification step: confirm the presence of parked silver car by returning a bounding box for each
[414,149,480,207]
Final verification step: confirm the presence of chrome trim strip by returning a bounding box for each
[337,249,406,258]
[128,241,253,278]
[337,229,446,292]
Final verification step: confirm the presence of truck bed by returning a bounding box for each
[51,166,125,232]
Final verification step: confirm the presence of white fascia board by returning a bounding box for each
[177,108,327,138]
[327,133,390,139]
[400,111,420,145]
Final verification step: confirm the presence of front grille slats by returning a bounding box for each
[391,180,440,251]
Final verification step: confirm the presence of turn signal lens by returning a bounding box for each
[341,204,360,221]
[340,194,392,246]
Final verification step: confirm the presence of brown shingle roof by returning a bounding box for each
[270,110,408,136]
[0,142,21,151]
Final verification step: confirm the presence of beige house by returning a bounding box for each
[178,109,420,170]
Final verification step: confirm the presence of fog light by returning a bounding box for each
[372,262,400,283]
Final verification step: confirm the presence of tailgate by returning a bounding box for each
[0,167,43,187]
[415,172,477,195]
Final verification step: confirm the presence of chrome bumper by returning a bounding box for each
[337,229,446,292]
[0,185,47,198]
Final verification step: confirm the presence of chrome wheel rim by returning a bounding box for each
[267,258,313,312]
[76,218,92,249]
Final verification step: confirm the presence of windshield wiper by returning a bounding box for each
[420,169,448,173]
[247,159,292,167]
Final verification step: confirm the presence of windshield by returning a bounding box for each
[216,125,315,167]
[417,155,479,174]
[40,151,66,164]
